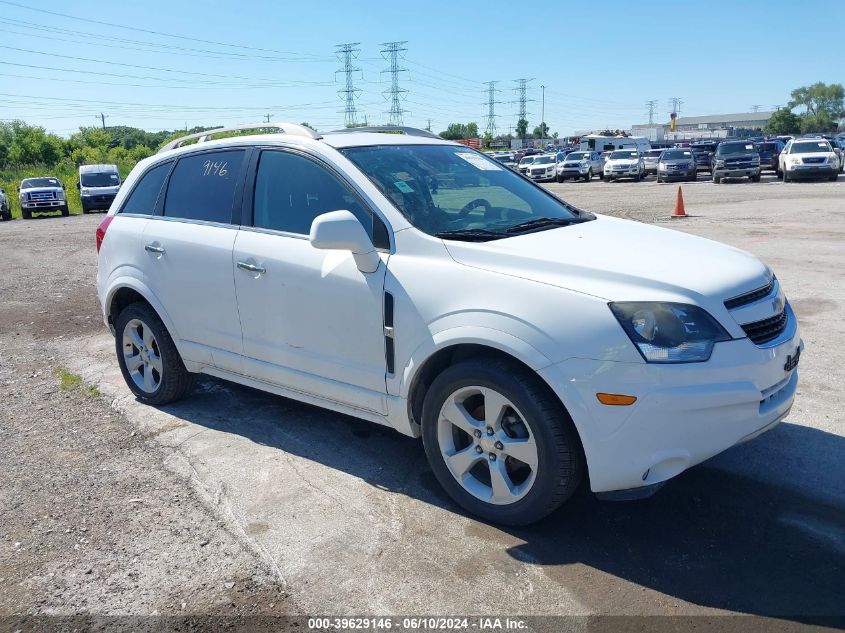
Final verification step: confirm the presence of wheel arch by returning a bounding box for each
[105,279,178,341]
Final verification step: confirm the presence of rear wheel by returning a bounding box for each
[421,357,583,526]
[115,302,195,405]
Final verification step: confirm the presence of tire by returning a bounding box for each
[81,205,89,214]
[687,172,697,182]
[713,175,721,184]
[657,175,663,183]
[584,169,592,182]
[751,174,761,183]
[114,302,196,405]
[22,208,32,220]
[556,174,563,183]
[60,204,69,217]
[830,174,839,182]
[421,356,584,526]
[783,170,789,183]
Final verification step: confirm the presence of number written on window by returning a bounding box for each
[202,160,228,177]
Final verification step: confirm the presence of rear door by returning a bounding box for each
[141,148,248,372]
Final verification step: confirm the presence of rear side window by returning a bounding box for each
[164,150,245,223]
[120,162,171,215]
[252,150,388,247]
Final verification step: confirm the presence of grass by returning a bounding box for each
[55,366,99,398]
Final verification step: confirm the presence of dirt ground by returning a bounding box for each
[1,173,843,631]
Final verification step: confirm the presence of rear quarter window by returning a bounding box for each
[119,162,172,215]
[163,150,246,223]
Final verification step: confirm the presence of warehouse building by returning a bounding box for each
[632,111,775,141]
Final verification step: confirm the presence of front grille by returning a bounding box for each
[741,310,788,345]
[724,277,775,309]
[802,157,825,164]
[28,191,55,201]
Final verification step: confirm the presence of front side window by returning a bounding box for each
[340,144,584,238]
[121,162,171,215]
[252,150,385,246]
[163,150,245,223]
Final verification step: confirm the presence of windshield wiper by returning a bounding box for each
[434,228,508,242]
[504,216,587,234]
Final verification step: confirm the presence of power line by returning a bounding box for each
[668,97,683,118]
[751,104,761,112]
[335,43,362,127]
[645,100,658,125]
[381,41,408,125]
[483,81,499,137]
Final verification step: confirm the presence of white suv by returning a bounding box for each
[779,138,840,182]
[96,123,802,525]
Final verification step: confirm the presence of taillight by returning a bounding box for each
[96,215,114,253]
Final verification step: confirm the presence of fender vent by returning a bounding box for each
[384,292,395,374]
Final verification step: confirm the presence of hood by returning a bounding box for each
[607,159,639,166]
[81,184,120,194]
[21,187,63,194]
[444,214,768,305]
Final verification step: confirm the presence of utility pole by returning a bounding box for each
[96,112,108,130]
[645,100,658,125]
[483,81,499,137]
[335,42,362,127]
[381,41,408,125]
[426,119,432,132]
[772,104,782,111]
[263,113,273,124]
[540,84,546,139]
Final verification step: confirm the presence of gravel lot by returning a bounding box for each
[1,174,843,629]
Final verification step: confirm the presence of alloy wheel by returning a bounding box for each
[437,386,538,505]
[122,318,163,394]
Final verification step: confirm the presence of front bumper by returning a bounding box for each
[539,320,802,494]
[658,167,696,180]
[713,166,761,178]
[81,194,117,210]
[21,200,65,210]
[557,168,587,179]
[529,171,557,182]
[785,165,837,179]
[605,167,640,179]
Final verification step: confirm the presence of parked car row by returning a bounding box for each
[9,164,122,220]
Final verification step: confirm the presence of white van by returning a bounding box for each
[579,135,650,153]
[78,164,121,214]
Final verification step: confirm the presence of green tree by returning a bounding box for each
[439,122,479,140]
[799,111,838,134]
[532,122,550,139]
[515,118,528,139]
[788,82,845,118]
[763,109,802,135]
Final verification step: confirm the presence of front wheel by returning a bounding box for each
[115,302,196,405]
[421,357,584,526]
[830,174,839,181]
[713,175,721,184]
[22,208,32,219]
[751,174,761,183]
[60,204,69,217]
[584,169,592,182]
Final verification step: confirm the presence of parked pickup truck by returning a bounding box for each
[18,176,69,219]
[712,141,761,183]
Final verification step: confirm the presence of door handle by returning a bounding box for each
[237,261,266,274]
[144,244,165,254]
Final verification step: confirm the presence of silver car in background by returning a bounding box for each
[642,149,664,176]
[657,148,698,183]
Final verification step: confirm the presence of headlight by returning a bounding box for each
[715,159,725,167]
[609,302,731,363]
[658,162,665,169]
[56,190,65,200]
[788,157,802,165]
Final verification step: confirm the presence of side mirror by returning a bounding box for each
[76,181,81,189]
[309,210,380,273]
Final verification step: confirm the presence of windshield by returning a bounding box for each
[533,156,555,165]
[716,142,756,156]
[493,155,513,163]
[644,150,663,158]
[21,177,61,189]
[565,152,588,161]
[340,144,582,238]
[661,150,693,160]
[80,172,120,187]
[791,141,832,153]
[519,157,535,165]
[609,151,638,160]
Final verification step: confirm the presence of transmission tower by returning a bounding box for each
[513,78,534,123]
[668,97,683,118]
[645,100,658,125]
[335,43,362,127]
[751,104,761,112]
[381,41,408,125]
[483,81,499,136]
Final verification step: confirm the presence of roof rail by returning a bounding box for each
[326,126,441,140]
[158,121,321,153]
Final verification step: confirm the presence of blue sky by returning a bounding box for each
[1,0,842,136]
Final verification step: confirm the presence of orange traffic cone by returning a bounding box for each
[671,185,688,219]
